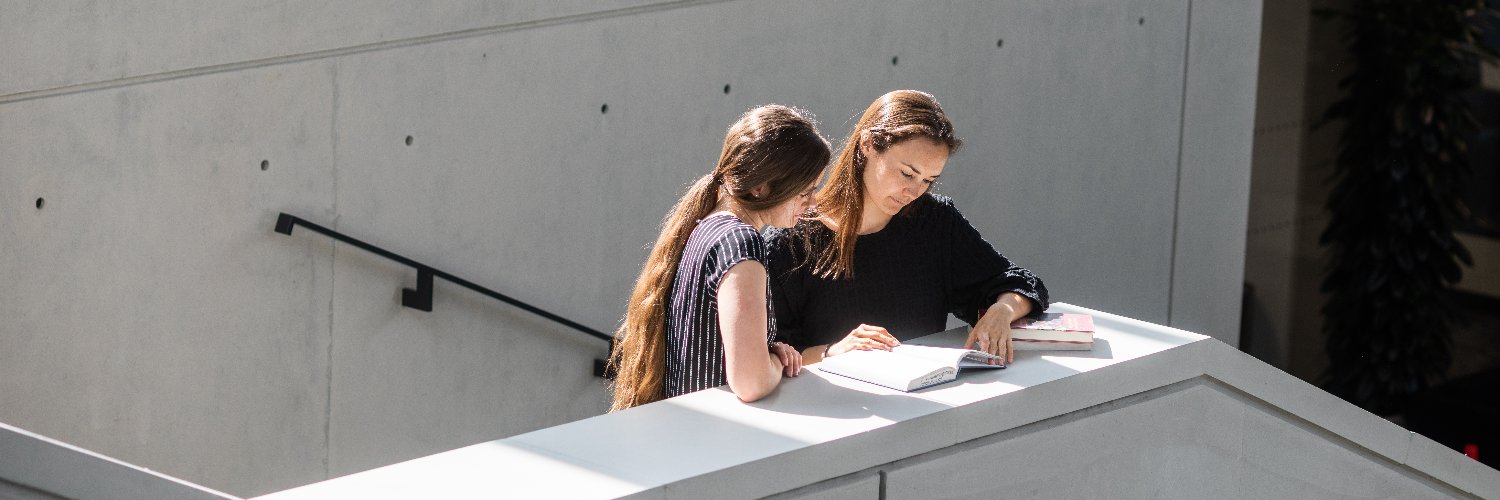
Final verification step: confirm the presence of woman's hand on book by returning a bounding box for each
[970,301,1020,364]
[826,324,901,358]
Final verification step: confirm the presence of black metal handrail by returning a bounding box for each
[275,213,613,376]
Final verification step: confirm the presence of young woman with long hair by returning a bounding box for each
[768,90,1049,366]
[609,105,832,411]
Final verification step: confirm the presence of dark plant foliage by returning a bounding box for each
[1321,1,1496,415]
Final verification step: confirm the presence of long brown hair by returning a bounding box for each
[812,90,961,279]
[609,105,831,411]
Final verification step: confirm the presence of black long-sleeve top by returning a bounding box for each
[766,194,1048,350]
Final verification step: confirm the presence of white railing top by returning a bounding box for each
[0,421,237,499]
[262,303,1218,498]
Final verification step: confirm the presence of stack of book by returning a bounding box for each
[1010,313,1094,350]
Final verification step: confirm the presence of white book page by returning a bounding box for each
[892,345,1003,369]
[818,349,951,391]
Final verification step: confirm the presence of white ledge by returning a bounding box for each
[260,303,1500,499]
[0,421,236,499]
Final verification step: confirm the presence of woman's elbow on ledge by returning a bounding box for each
[729,381,777,403]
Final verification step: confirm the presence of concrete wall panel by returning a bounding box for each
[325,244,611,478]
[0,62,337,494]
[0,0,683,97]
[934,1,1189,322]
[1170,0,1263,343]
[883,382,1461,499]
[327,0,1196,338]
[768,471,881,500]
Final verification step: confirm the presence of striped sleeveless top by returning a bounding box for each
[664,213,776,398]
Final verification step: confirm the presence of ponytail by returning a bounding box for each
[608,174,720,411]
[610,104,829,411]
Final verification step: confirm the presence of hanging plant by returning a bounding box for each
[1320,1,1496,415]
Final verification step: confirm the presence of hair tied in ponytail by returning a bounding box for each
[609,104,831,411]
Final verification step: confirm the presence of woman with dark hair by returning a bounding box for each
[769,90,1048,366]
[609,105,832,411]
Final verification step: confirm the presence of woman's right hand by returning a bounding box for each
[826,324,901,357]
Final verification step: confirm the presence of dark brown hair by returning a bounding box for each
[609,105,831,411]
[812,90,961,279]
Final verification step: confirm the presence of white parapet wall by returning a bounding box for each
[0,422,235,500]
[260,304,1500,499]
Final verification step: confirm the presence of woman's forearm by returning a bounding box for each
[719,260,786,402]
[988,292,1032,322]
[800,345,830,364]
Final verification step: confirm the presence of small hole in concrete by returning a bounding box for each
[997,39,1004,48]
[601,104,609,114]
[891,56,899,66]
[260,160,269,171]
[1139,17,1145,25]
[35,198,44,209]
[405,135,414,146]
[723,84,731,94]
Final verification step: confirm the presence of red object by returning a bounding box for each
[1463,443,1479,460]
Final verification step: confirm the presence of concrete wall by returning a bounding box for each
[778,379,1475,499]
[1242,0,1316,371]
[1239,0,1350,382]
[0,0,1258,496]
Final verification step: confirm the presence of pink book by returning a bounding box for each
[1010,313,1095,351]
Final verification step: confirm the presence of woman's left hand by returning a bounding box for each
[967,302,1018,365]
[771,342,802,377]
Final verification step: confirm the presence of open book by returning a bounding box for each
[817,344,1004,392]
